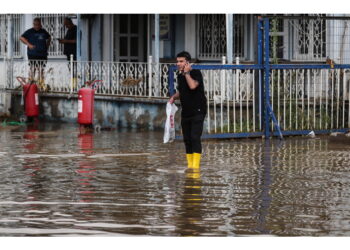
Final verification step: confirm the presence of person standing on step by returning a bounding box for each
[59,17,77,88]
[169,51,207,169]
[20,17,51,91]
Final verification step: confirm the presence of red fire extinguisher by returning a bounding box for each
[17,77,39,119]
[78,80,102,127]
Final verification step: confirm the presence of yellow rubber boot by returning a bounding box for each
[186,154,193,168]
[193,153,201,168]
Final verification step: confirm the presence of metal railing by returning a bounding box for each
[0,58,175,99]
[270,66,350,132]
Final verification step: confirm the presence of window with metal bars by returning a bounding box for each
[0,14,23,58]
[197,14,245,61]
[291,14,327,61]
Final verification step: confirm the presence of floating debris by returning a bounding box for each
[307,131,315,138]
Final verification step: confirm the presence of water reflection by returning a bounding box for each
[23,124,46,202]
[176,166,203,236]
[77,132,96,203]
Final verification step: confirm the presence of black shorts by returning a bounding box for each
[28,55,48,68]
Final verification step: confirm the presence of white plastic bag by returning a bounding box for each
[163,102,178,143]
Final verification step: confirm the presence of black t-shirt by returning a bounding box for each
[64,25,77,57]
[21,28,50,57]
[177,69,207,118]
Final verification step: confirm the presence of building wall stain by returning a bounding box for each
[8,93,179,130]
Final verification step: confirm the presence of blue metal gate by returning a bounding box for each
[169,16,350,139]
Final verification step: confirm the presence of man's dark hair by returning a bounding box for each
[64,17,73,24]
[33,17,41,23]
[176,51,191,61]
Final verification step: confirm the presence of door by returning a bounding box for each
[113,14,146,62]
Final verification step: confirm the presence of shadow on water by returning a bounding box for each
[1,123,350,236]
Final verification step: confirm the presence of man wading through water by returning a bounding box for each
[169,51,207,168]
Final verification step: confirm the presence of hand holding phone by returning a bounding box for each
[184,61,192,73]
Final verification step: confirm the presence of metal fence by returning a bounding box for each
[1,59,174,98]
[200,66,262,135]
[169,16,350,139]
[270,68,350,132]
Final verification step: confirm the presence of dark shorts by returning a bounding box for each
[28,55,48,68]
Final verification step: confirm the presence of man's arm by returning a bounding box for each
[183,63,199,90]
[46,35,51,48]
[169,92,180,104]
[184,73,199,90]
[19,36,35,50]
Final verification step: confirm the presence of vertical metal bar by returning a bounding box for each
[313,69,316,129]
[221,56,225,132]
[342,69,346,128]
[277,69,280,128]
[271,70,274,130]
[148,55,153,97]
[239,70,243,132]
[227,70,230,132]
[290,70,292,130]
[234,69,238,133]
[301,69,305,130]
[295,70,298,130]
[283,70,286,130]
[70,54,73,93]
[213,69,217,133]
[264,17,270,138]
[326,70,329,129]
[307,69,310,130]
[116,62,120,95]
[331,70,334,128]
[247,70,250,132]
[320,70,323,130]
[207,71,211,133]
[336,69,340,128]
[258,17,263,132]
[348,70,350,128]
[253,70,256,131]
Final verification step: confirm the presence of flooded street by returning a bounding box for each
[1,123,350,236]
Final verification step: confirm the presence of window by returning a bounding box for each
[0,14,23,58]
[269,18,288,62]
[113,14,145,62]
[292,15,326,61]
[197,14,245,61]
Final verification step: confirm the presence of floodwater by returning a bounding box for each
[1,123,350,236]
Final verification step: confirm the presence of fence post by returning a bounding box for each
[70,54,74,93]
[221,56,226,100]
[148,55,153,97]
[263,17,271,138]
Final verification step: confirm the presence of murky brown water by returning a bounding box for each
[1,123,350,236]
